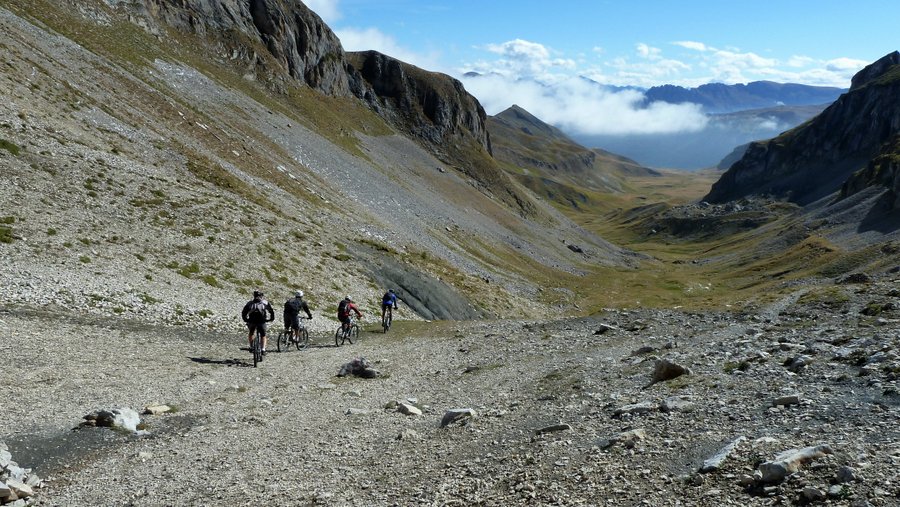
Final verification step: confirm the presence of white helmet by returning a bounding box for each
[345,295,352,301]
[295,290,304,297]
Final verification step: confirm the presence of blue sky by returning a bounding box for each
[302,0,899,135]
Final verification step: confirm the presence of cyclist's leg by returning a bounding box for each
[260,322,268,352]
[247,325,255,348]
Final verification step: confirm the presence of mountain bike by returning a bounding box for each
[382,307,393,333]
[277,317,309,352]
[335,316,359,346]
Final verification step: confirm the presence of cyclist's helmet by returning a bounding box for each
[253,289,262,298]
[296,290,304,297]
[345,295,352,301]
[389,289,395,294]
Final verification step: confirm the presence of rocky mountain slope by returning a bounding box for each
[487,105,659,208]
[705,51,900,206]
[0,0,635,334]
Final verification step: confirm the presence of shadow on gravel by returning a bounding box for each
[189,356,252,367]
[5,415,199,477]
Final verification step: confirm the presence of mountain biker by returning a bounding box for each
[337,295,362,333]
[242,290,275,354]
[284,290,313,341]
[381,289,398,324]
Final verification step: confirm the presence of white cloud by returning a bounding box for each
[673,41,708,52]
[787,55,814,68]
[300,0,341,23]
[335,27,442,71]
[461,74,708,136]
[636,43,662,60]
[825,57,869,72]
[479,39,575,78]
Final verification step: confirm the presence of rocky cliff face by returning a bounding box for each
[705,51,900,205]
[347,50,492,155]
[128,1,491,156]
[139,0,352,96]
[840,135,900,208]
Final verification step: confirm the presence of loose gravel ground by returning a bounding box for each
[3,276,898,506]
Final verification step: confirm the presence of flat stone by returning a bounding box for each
[535,424,571,435]
[396,429,419,440]
[835,465,857,483]
[772,394,801,407]
[700,436,746,473]
[802,487,826,502]
[143,404,172,415]
[600,428,647,449]
[397,403,422,416]
[441,408,476,428]
[345,408,370,416]
[614,401,657,417]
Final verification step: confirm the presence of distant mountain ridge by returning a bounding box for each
[705,51,900,206]
[487,105,659,207]
[644,81,846,113]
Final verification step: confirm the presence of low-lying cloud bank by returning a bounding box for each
[461,74,709,136]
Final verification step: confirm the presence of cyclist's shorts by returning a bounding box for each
[338,314,351,324]
[247,321,267,337]
[284,314,300,330]
[381,303,393,311]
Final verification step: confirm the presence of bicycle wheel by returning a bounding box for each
[348,324,358,344]
[383,314,392,333]
[335,326,343,346]
[252,335,261,367]
[277,329,288,352]
[296,328,309,350]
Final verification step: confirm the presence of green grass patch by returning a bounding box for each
[0,138,21,155]
[0,226,13,244]
[79,255,91,263]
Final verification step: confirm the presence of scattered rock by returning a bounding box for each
[337,357,382,378]
[835,465,858,483]
[594,323,619,335]
[397,403,422,416]
[660,396,696,413]
[632,345,656,355]
[647,359,690,386]
[802,486,826,502]
[614,401,657,417]
[535,424,571,435]
[758,444,833,484]
[772,394,801,407]
[699,436,746,473]
[785,355,812,373]
[440,408,476,428]
[79,408,143,433]
[599,428,646,449]
[143,404,172,415]
[345,408,370,416]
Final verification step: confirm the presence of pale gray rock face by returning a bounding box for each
[758,445,833,484]
[440,408,476,428]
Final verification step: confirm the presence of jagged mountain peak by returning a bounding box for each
[850,50,900,91]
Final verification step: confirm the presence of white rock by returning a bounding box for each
[143,404,172,415]
[5,478,32,499]
[700,437,746,473]
[397,403,422,416]
[758,444,833,483]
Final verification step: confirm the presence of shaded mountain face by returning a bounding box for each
[487,105,658,208]
[704,51,900,206]
[645,81,845,114]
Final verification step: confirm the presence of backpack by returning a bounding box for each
[337,299,349,316]
[285,298,301,314]
[248,300,267,320]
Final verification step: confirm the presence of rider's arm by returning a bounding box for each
[303,302,312,319]
[266,302,275,322]
[241,302,250,322]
